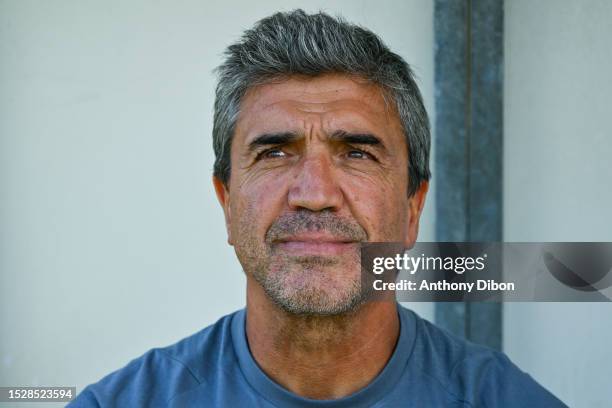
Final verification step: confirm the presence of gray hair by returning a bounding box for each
[213,9,430,196]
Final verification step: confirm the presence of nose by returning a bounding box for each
[287,154,344,212]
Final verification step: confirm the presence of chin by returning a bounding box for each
[260,261,366,316]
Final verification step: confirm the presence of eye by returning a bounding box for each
[346,149,374,160]
[257,148,287,160]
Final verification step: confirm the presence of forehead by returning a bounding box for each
[234,74,404,139]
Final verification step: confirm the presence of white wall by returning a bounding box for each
[0,0,435,397]
[504,1,612,406]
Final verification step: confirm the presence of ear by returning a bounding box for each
[213,176,233,246]
[404,181,429,248]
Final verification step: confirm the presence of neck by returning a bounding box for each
[245,277,400,400]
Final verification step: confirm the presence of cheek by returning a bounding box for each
[341,175,409,241]
[230,174,289,238]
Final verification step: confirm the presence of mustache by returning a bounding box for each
[266,210,368,243]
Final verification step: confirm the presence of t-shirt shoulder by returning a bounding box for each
[405,308,566,407]
[67,310,240,408]
[157,310,239,382]
[411,310,502,377]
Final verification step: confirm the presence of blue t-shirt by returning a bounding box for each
[68,305,566,407]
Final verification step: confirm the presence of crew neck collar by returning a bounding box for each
[231,303,417,407]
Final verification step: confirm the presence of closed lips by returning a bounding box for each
[275,234,358,256]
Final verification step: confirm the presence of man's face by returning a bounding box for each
[214,73,427,315]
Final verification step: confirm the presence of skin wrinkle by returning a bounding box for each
[236,79,400,194]
[214,73,428,399]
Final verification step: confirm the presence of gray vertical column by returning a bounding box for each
[434,0,503,350]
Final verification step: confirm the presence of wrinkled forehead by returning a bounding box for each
[234,74,404,141]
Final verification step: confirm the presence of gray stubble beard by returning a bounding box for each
[251,251,369,316]
[238,209,371,316]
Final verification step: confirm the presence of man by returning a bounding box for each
[70,10,565,407]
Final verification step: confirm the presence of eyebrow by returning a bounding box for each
[247,132,299,151]
[328,130,384,147]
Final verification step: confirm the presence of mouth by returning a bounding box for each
[273,233,359,256]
